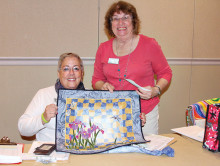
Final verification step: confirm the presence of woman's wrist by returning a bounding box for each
[151,85,160,98]
[154,85,161,95]
[41,113,49,124]
[94,81,105,90]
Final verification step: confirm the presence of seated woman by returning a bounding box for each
[18,53,85,142]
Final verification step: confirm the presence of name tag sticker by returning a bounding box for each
[108,58,119,64]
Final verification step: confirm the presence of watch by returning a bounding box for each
[155,85,161,95]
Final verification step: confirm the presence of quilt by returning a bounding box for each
[56,90,146,154]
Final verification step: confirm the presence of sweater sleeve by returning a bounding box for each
[150,39,172,83]
[92,44,107,88]
[18,89,46,137]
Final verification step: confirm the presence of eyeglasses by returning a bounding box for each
[111,15,132,23]
[61,66,81,72]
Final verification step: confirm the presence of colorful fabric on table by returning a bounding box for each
[186,98,220,126]
[103,145,174,157]
[203,104,220,152]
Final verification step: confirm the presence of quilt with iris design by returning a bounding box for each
[56,90,146,154]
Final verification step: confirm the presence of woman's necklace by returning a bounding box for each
[116,36,134,90]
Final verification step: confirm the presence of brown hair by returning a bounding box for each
[104,1,140,38]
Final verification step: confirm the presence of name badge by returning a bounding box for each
[108,58,119,64]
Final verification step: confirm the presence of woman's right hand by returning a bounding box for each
[42,104,58,124]
[101,82,115,93]
[139,112,146,127]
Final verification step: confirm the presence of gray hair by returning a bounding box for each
[57,52,84,72]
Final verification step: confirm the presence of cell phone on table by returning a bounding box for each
[33,143,55,155]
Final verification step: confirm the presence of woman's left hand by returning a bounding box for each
[136,86,152,100]
[136,86,159,100]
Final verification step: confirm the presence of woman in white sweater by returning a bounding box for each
[18,53,85,141]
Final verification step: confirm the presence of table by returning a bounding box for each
[7,134,220,166]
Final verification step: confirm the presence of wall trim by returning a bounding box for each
[0,57,220,66]
[167,58,220,65]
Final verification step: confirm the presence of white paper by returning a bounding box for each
[21,153,36,160]
[0,144,23,164]
[125,79,151,91]
[171,125,204,142]
[22,141,69,161]
[134,135,174,151]
[195,119,206,128]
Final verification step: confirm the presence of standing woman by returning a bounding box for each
[18,53,85,141]
[92,1,172,135]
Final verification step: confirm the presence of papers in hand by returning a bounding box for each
[0,144,23,164]
[171,125,204,142]
[134,135,174,151]
[125,79,151,91]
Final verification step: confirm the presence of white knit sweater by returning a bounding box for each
[18,86,57,142]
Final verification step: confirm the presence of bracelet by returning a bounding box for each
[155,85,161,95]
[41,113,49,124]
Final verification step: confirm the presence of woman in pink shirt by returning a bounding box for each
[92,1,172,136]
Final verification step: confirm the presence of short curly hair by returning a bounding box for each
[57,53,84,72]
[104,1,140,38]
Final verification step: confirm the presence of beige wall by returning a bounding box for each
[0,0,219,144]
